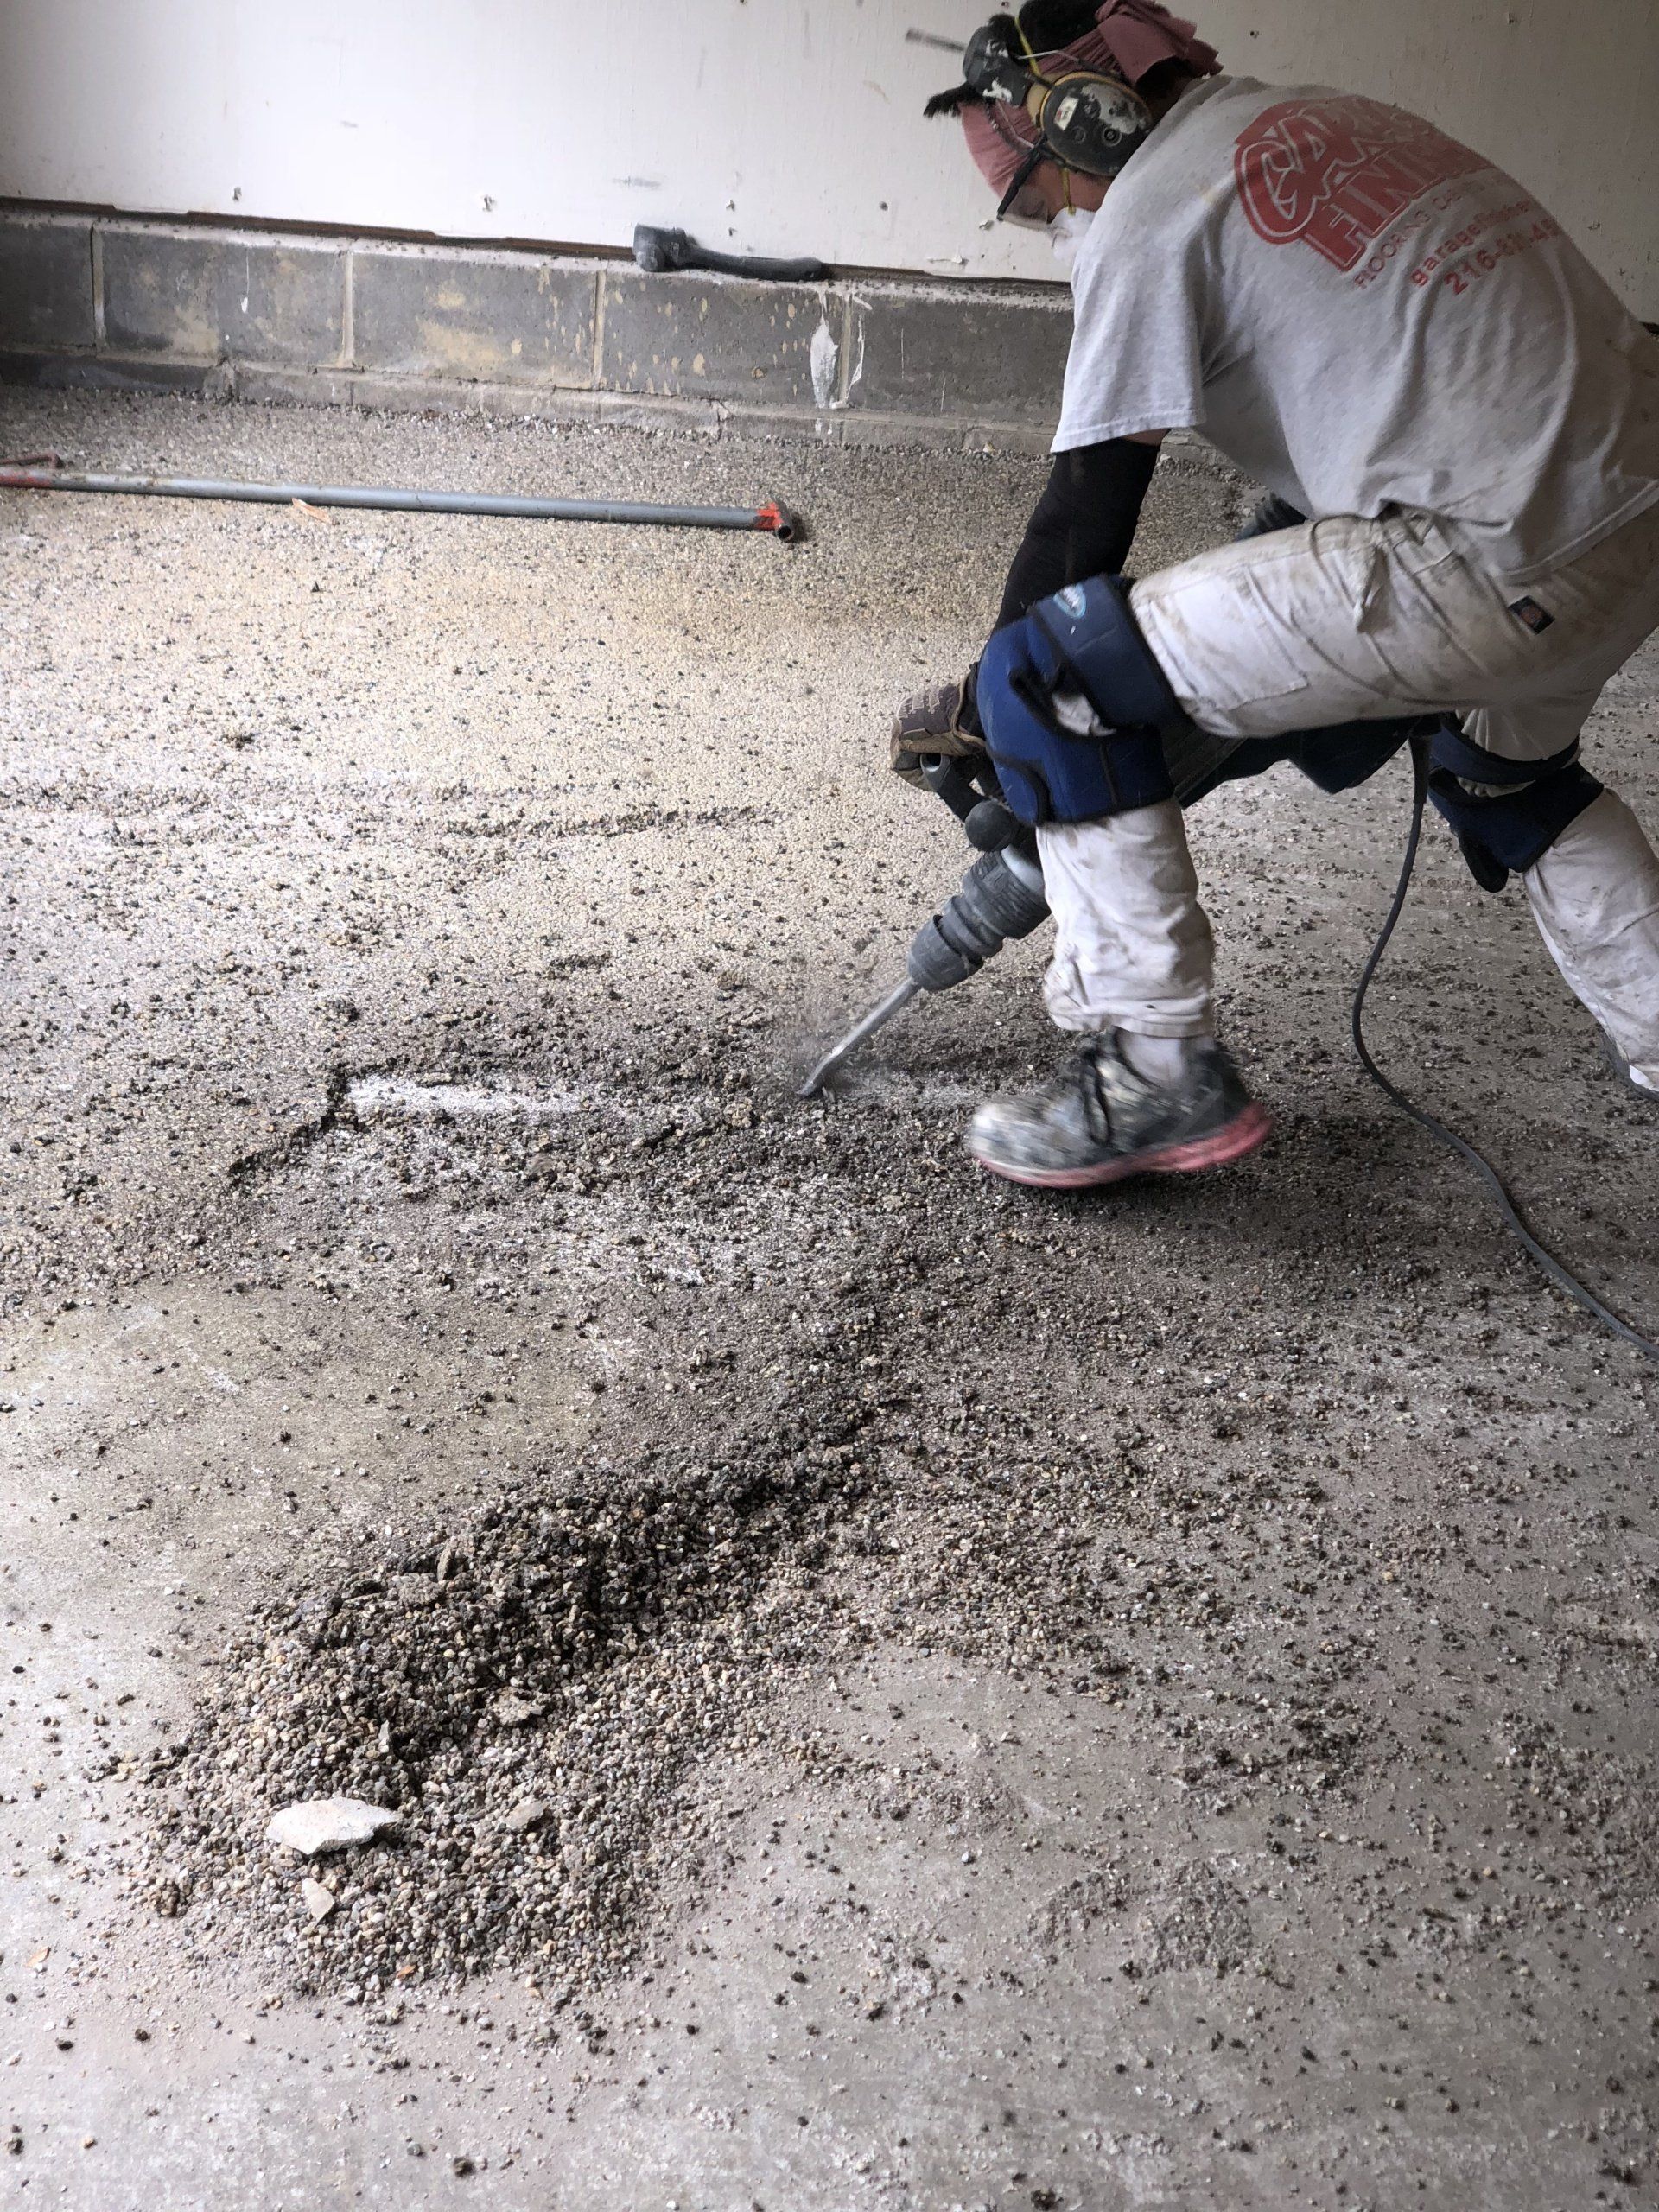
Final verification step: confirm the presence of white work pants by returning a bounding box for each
[1039,498,1659,1087]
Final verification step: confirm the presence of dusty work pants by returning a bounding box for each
[1038,497,1659,1089]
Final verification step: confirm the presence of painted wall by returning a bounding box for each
[1,0,1654,309]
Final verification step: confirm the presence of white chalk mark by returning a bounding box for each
[809,317,840,411]
[843,296,868,404]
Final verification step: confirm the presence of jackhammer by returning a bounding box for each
[799,658,1433,1100]
[798,755,1049,1096]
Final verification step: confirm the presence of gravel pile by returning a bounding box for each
[143,1397,872,2000]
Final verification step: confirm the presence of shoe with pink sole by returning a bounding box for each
[966,1032,1271,1192]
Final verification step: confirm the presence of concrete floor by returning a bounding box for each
[2,387,1657,2212]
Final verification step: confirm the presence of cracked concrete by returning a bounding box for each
[2,386,1657,2211]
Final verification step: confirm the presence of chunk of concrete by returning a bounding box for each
[102,227,346,365]
[352,247,597,385]
[266,1797,403,1855]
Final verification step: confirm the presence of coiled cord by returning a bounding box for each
[1351,735,1659,1367]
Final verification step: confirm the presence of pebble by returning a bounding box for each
[301,1878,337,1923]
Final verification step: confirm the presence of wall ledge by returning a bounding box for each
[0,207,1085,454]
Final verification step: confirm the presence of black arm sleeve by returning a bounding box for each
[993,437,1160,631]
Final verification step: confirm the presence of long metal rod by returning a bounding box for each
[0,468,800,540]
[799,978,921,1099]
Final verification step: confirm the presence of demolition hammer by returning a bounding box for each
[800,719,1249,1097]
[799,756,1048,1096]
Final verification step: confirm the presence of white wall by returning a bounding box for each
[1,0,1654,308]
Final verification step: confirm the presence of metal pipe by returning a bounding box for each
[0,468,801,541]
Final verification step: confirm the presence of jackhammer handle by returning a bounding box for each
[919,754,982,823]
[919,755,1030,858]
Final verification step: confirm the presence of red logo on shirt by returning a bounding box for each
[1235,98,1488,272]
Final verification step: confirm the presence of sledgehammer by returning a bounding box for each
[632,225,830,283]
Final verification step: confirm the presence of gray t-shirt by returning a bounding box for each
[1056,75,1659,583]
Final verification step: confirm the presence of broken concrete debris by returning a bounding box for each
[143,1370,874,1997]
[9,390,1655,2205]
[300,1877,338,1923]
[266,1798,404,1856]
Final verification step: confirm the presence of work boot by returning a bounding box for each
[965,1032,1271,1192]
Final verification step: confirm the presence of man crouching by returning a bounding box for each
[896,0,1659,1190]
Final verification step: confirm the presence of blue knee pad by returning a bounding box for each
[976,575,1185,827]
[1427,722,1604,889]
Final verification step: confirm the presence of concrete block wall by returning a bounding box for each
[0,210,1072,452]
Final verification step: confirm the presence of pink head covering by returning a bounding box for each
[961,2,1220,200]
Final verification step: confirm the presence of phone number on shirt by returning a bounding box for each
[1412,207,1561,293]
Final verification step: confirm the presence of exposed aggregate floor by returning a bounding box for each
[2,386,1657,2211]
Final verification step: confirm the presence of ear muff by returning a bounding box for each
[963,19,1154,188]
[1027,70,1153,179]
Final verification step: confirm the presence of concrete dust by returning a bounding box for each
[2,385,1657,2209]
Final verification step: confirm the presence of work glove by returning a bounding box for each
[889,673,985,790]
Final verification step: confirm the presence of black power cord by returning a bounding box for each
[1352,734,1659,1367]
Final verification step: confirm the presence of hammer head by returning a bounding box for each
[632,225,694,274]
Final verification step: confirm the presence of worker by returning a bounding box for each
[894,0,1659,1189]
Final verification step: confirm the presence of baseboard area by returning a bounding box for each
[0,207,1084,454]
